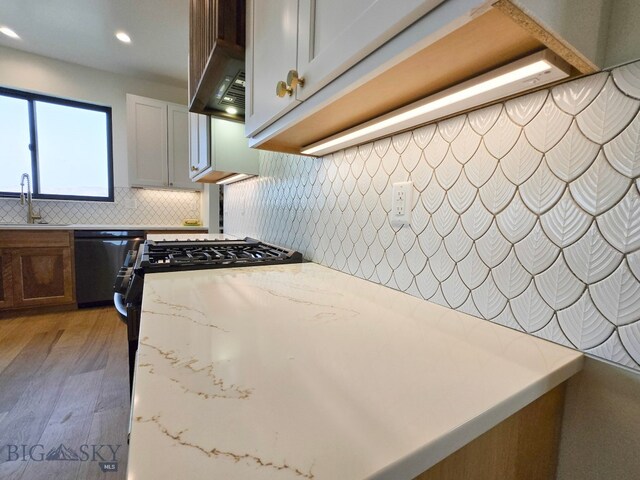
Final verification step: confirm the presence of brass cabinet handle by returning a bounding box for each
[287,69,305,89]
[276,80,293,97]
[191,166,198,171]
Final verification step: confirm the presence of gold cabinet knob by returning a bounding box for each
[191,166,198,171]
[287,69,305,89]
[276,80,293,97]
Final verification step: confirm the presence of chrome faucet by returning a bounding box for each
[20,173,42,224]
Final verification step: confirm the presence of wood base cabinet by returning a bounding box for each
[0,230,76,311]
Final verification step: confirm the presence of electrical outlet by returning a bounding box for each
[391,181,412,225]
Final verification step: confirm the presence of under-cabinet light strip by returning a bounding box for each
[301,50,571,157]
[216,173,254,185]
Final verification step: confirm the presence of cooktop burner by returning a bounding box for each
[136,238,303,272]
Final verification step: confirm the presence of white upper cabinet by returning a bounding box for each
[127,94,201,191]
[189,113,210,178]
[246,0,445,137]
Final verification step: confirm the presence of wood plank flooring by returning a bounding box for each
[0,308,129,480]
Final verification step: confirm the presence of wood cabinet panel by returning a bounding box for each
[0,230,71,248]
[0,253,13,309]
[11,247,74,307]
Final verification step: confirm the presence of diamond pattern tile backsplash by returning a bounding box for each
[225,60,640,371]
[0,187,200,225]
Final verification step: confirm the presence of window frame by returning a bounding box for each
[0,86,114,202]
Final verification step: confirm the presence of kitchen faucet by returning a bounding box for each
[20,173,42,224]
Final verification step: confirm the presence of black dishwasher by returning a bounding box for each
[74,230,145,307]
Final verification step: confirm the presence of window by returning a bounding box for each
[0,87,113,201]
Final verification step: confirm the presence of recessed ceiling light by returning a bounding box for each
[0,26,20,39]
[225,107,238,115]
[115,32,131,44]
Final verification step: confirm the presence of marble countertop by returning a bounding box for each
[128,263,583,480]
[0,224,207,231]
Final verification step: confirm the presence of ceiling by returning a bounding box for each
[0,0,188,87]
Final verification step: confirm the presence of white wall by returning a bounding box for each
[0,45,187,187]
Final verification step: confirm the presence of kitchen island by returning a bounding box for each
[128,263,583,479]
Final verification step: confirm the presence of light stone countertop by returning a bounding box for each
[128,263,583,480]
[145,232,237,241]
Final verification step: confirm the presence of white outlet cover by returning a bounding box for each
[391,181,413,226]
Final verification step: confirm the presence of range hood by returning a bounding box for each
[188,0,246,122]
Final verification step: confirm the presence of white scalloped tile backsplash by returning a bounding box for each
[0,187,200,225]
[225,60,640,371]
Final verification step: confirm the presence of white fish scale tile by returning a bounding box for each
[429,243,456,282]
[597,186,640,253]
[448,173,477,214]
[422,178,446,213]
[510,281,554,332]
[451,121,481,163]
[519,161,565,214]
[478,166,517,214]
[533,316,574,348]
[612,61,640,99]
[618,323,640,365]
[457,247,490,290]
[471,274,508,319]
[443,221,473,262]
[500,133,543,185]
[493,304,523,331]
[405,241,428,275]
[412,124,436,149]
[410,200,430,235]
[429,287,450,308]
[357,142,373,162]
[417,221,443,258]
[564,223,623,283]
[393,258,414,291]
[458,295,482,318]
[375,256,394,284]
[577,77,640,144]
[484,110,520,158]
[468,104,502,135]
[475,221,511,268]
[441,269,470,309]
[392,131,412,154]
[629,251,640,281]
[410,155,433,192]
[506,90,547,126]
[464,142,497,188]
[524,96,572,151]
[415,262,439,299]
[540,190,592,248]
[557,291,615,349]
[400,139,423,172]
[492,250,531,298]
[570,151,631,215]
[587,331,639,369]
[438,115,465,142]
[381,148,400,175]
[397,226,416,254]
[364,148,381,177]
[590,260,640,326]
[546,121,600,182]
[435,151,462,190]
[373,138,391,157]
[377,221,395,249]
[496,193,536,243]
[535,255,585,310]
[552,71,607,115]
[460,200,493,240]
[603,112,640,178]
[514,222,560,275]
[432,199,458,237]
[424,131,449,168]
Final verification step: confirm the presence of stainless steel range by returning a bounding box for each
[113,237,304,390]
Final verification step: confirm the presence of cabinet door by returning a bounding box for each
[245,0,301,137]
[189,113,211,178]
[0,253,13,309]
[168,105,201,190]
[296,0,446,101]
[127,94,168,188]
[212,119,259,175]
[12,247,74,307]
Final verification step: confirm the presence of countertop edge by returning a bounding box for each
[370,354,585,480]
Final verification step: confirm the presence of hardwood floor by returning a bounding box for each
[0,308,129,479]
